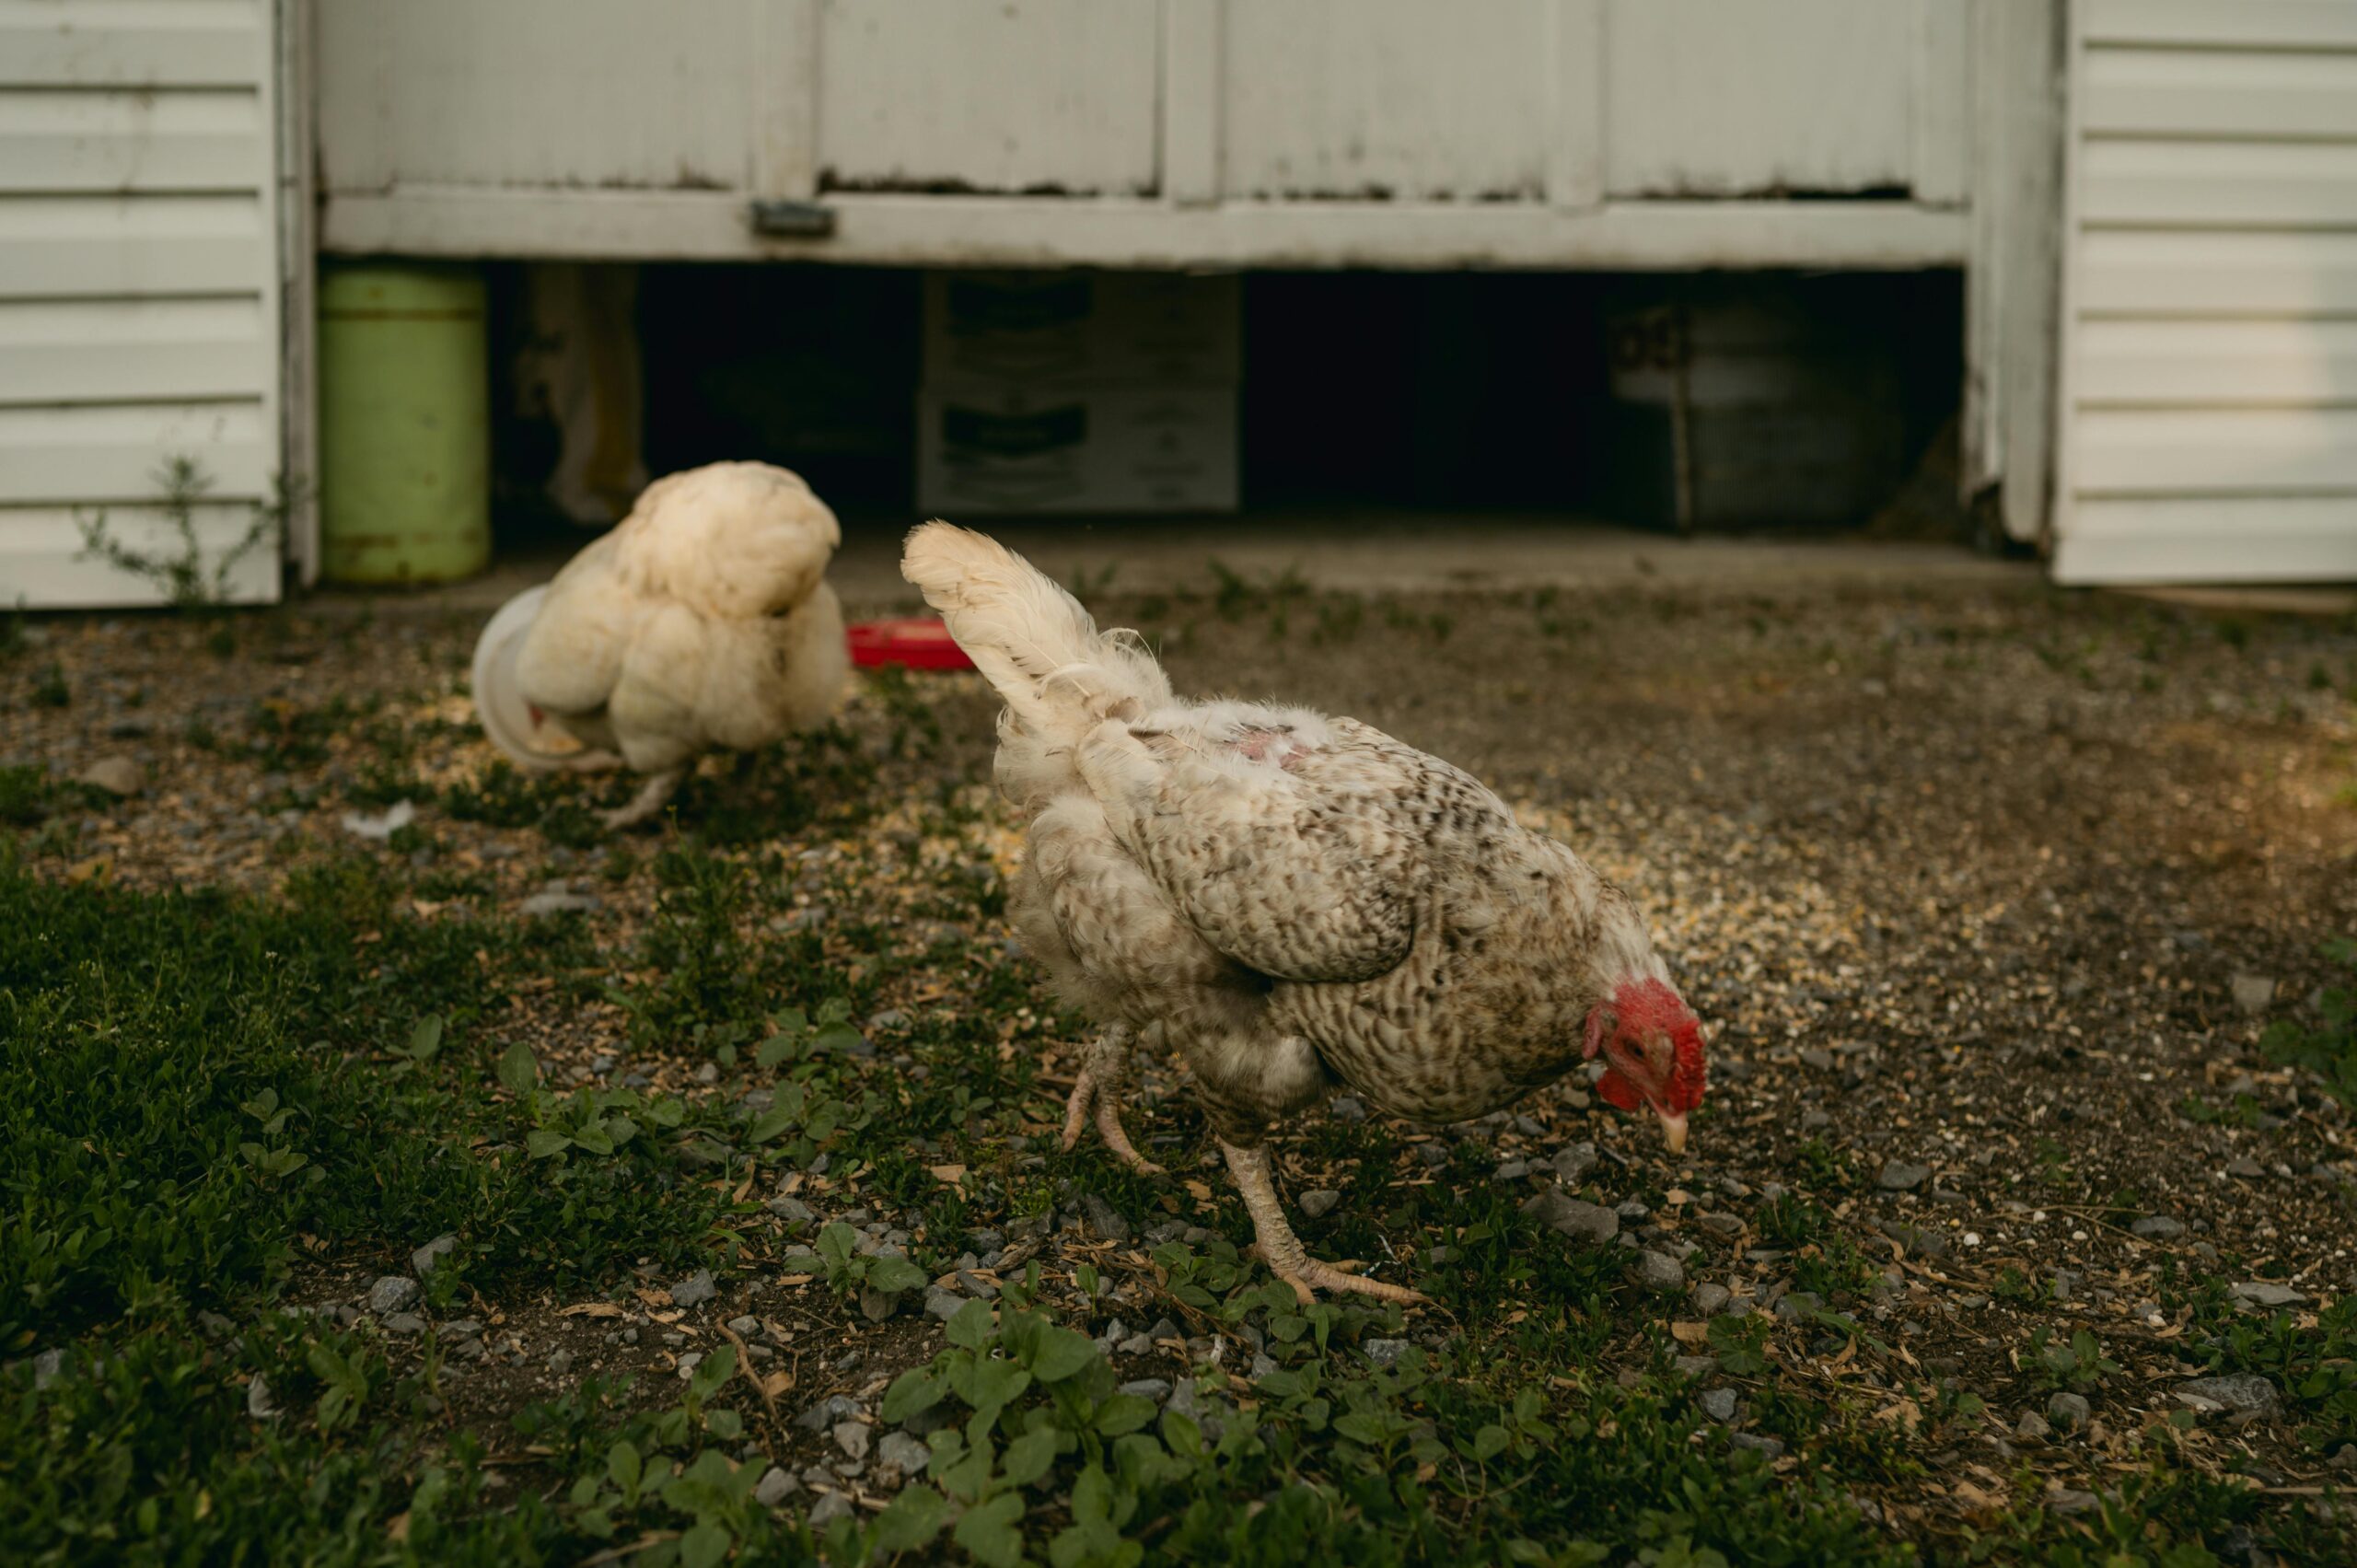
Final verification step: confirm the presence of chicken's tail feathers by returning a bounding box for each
[901,522,1170,738]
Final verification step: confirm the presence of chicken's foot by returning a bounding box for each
[599,767,685,830]
[1060,1025,1163,1175]
[1220,1139,1426,1306]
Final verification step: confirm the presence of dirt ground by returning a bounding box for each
[7,555,2356,1553]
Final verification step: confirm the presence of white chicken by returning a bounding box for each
[471,461,849,827]
[904,523,1707,1303]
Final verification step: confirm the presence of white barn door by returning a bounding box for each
[0,0,299,609]
[2052,0,2357,585]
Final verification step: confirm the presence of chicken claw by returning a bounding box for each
[1221,1140,1428,1306]
[1060,1028,1163,1175]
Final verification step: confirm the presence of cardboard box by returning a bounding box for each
[923,271,1241,388]
[917,382,1237,515]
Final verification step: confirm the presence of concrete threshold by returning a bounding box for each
[304,514,2036,620]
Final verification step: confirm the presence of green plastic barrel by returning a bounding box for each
[317,263,491,586]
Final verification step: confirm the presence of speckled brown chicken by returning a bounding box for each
[903,524,1707,1302]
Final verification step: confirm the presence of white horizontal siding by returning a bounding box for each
[2075,319,2357,404]
[0,0,281,607]
[2082,46,2357,140]
[2078,229,2357,314]
[0,402,271,501]
[2054,5,2357,586]
[2054,496,2357,583]
[0,88,269,192]
[0,0,266,88]
[2075,408,2357,492]
[0,193,270,296]
[2079,138,2357,227]
[2084,0,2357,50]
[0,503,277,608]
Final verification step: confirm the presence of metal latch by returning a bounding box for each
[749,200,836,238]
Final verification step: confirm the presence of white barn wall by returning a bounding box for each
[315,0,1974,269]
[2053,0,2357,584]
[0,0,285,609]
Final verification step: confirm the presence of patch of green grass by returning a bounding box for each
[0,856,732,1343]
[2025,1327,2118,1393]
[2262,938,2356,1107]
[439,760,600,848]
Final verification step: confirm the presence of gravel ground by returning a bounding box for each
[6,564,2356,1545]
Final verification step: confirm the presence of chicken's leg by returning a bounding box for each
[1060,1025,1162,1175]
[1220,1140,1426,1306]
[599,767,685,830]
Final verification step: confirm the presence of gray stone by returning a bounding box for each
[2230,1280,2306,1307]
[1728,1433,1784,1460]
[1250,1353,1278,1379]
[2173,1375,2279,1416]
[924,1286,966,1323]
[246,1372,277,1418]
[380,1312,427,1335]
[367,1275,419,1315]
[1673,1356,1715,1379]
[2230,973,2276,1016]
[1166,1378,1227,1441]
[1522,1188,1619,1245]
[1692,1283,1732,1316]
[668,1269,716,1307]
[1493,1160,1530,1181]
[2016,1411,2050,1439]
[877,1432,931,1474]
[1699,1388,1737,1423]
[547,1350,574,1376]
[807,1491,853,1527]
[766,1195,815,1225]
[2130,1216,2185,1239]
[728,1315,761,1336]
[1297,1190,1341,1219]
[1364,1338,1411,1368]
[1078,1193,1132,1243]
[1631,1250,1686,1292]
[795,1394,864,1434]
[2328,1445,2357,1473]
[1329,1095,1368,1123]
[1118,1378,1173,1403]
[1879,1221,1949,1260]
[833,1421,871,1461]
[1876,1161,1931,1192]
[859,1285,902,1323]
[518,884,600,917]
[75,756,145,797]
[754,1466,798,1507]
[32,1348,64,1391]
[675,1353,703,1379]
[411,1234,459,1277]
[1550,1143,1598,1183]
[2047,1392,2091,1432]
[1774,1291,1825,1324]
[2225,1156,2265,1179]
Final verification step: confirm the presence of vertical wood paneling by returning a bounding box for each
[815,0,1160,194]
[1548,0,1606,210]
[1162,0,1223,206]
[1604,0,1922,197]
[1219,0,1551,201]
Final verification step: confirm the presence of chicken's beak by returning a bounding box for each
[1658,1110,1689,1156]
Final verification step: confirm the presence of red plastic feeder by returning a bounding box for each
[847,617,973,671]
